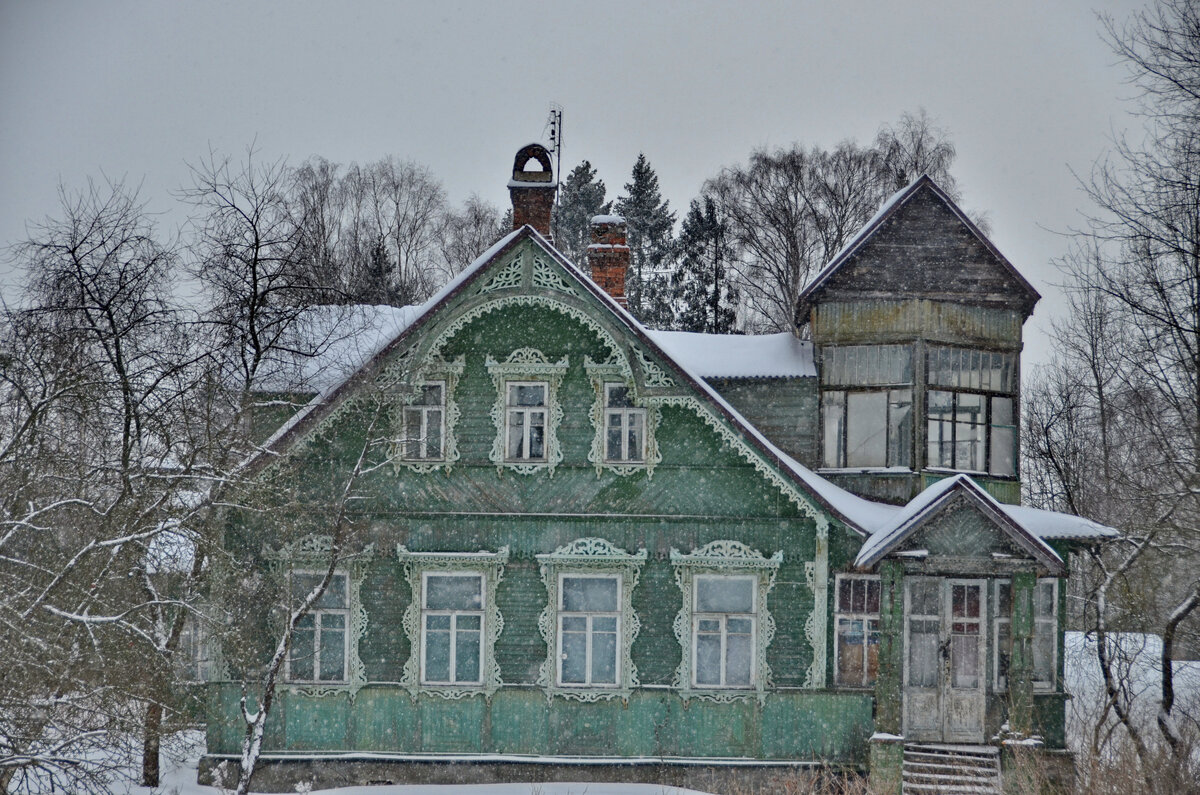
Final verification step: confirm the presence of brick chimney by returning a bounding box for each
[508,143,557,240]
[587,215,629,307]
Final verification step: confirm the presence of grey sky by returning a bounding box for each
[0,0,1147,363]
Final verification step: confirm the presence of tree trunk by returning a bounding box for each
[142,700,163,787]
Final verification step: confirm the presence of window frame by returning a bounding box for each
[401,380,447,462]
[833,574,881,689]
[819,344,915,471]
[504,380,549,462]
[419,570,486,687]
[285,570,351,685]
[993,578,1058,692]
[486,348,568,475]
[925,346,1019,478]
[556,572,622,688]
[603,382,647,464]
[691,574,758,689]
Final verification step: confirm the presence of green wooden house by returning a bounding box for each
[200,145,1116,793]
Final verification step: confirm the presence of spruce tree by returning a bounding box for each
[553,160,610,264]
[674,196,739,334]
[615,153,676,327]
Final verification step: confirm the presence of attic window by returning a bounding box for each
[402,382,446,461]
[820,345,913,469]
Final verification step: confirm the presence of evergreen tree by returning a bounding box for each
[615,153,676,327]
[674,196,739,334]
[553,160,610,264]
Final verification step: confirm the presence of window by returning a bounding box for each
[669,540,781,700]
[506,381,547,461]
[402,381,445,460]
[834,575,880,687]
[421,572,484,685]
[693,575,756,688]
[926,347,1018,477]
[558,574,620,687]
[536,537,646,698]
[287,572,349,683]
[995,578,1058,691]
[177,613,211,683]
[821,345,913,469]
[604,384,645,463]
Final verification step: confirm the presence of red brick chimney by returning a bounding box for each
[508,143,557,240]
[587,215,629,307]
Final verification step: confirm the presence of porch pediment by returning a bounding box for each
[854,475,1065,576]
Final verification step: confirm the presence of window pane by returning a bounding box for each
[562,577,618,612]
[592,628,617,684]
[997,621,1011,689]
[866,619,880,684]
[1035,581,1056,618]
[561,630,587,684]
[991,424,1016,476]
[865,580,880,614]
[1033,629,1054,686]
[996,582,1012,618]
[888,389,913,468]
[511,384,546,406]
[426,614,451,631]
[846,391,888,467]
[909,580,940,616]
[426,574,483,610]
[404,410,423,458]
[927,390,955,468]
[626,414,644,461]
[562,615,587,633]
[696,577,754,613]
[426,409,443,457]
[606,422,623,460]
[953,584,981,619]
[727,617,753,635]
[528,412,545,458]
[956,393,986,471]
[838,578,853,613]
[418,383,443,405]
[837,618,865,685]
[951,633,979,688]
[319,628,345,681]
[696,633,722,685]
[606,385,634,407]
[726,631,753,685]
[908,618,939,687]
[291,573,346,609]
[507,412,525,458]
[290,624,315,681]
[456,626,482,683]
[822,391,846,468]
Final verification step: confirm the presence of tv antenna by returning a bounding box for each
[544,103,563,238]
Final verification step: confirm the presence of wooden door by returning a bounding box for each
[903,578,987,743]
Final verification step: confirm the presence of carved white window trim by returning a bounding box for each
[486,348,568,475]
[670,540,781,703]
[262,535,375,698]
[389,357,465,474]
[584,357,662,477]
[396,546,509,699]
[536,538,647,702]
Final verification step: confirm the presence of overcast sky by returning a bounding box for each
[0,0,1149,364]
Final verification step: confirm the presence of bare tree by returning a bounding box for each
[1023,0,1200,780]
[436,194,505,279]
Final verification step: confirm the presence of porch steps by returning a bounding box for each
[902,744,1002,795]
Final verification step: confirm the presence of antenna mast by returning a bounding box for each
[545,103,563,238]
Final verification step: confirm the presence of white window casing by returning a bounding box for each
[536,538,647,702]
[670,540,782,703]
[486,348,568,475]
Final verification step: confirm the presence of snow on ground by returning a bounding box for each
[1064,630,1200,755]
[126,732,716,795]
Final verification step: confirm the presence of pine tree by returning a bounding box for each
[553,160,610,264]
[674,196,739,334]
[615,153,676,327]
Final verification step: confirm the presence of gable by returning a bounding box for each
[248,227,862,535]
[801,178,1040,317]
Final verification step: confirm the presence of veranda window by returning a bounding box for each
[994,579,1058,691]
[926,347,1017,477]
[287,572,348,683]
[693,575,756,688]
[834,575,880,687]
[558,574,620,687]
[403,381,446,460]
[604,384,645,463]
[421,572,484,685]
[506,382,547,461]
[821,345,913,469]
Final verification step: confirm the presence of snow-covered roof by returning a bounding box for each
[646,331,815,379]
[853,474,1065,572]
